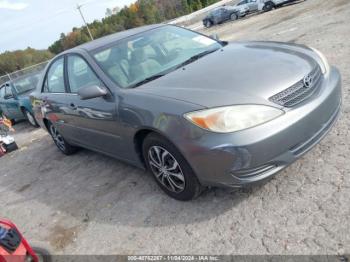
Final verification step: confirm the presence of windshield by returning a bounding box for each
[93,25,222,88]
[13,74,40,94]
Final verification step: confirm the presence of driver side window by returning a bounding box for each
[67,55,101,93]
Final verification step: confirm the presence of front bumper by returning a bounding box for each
[177,67,342,188]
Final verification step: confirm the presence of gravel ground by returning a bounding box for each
[0,0,349,255]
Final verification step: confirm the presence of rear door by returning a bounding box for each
[40,56,73,139]
[0,86,8,116]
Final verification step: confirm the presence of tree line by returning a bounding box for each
[0,48,53,76]
[49,0,220,54]
[0,0,219,75]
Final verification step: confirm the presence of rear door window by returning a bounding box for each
[43,57,66,93]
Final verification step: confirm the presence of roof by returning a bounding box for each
[72,24,165,53]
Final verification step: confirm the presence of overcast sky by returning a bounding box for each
[0,0,135,53]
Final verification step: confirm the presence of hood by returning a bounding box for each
[137,41,317,108]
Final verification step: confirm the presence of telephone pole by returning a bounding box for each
[77,3,94,41]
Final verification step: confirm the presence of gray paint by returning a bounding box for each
[31,25,342,188]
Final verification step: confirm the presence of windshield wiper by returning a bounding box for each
[128,48,219,88]
[129,73,165,88]
[175,48,220,69]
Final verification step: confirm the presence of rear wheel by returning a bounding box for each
[230,13,238,21]
[47,121,77,155]
[143,133,203,201]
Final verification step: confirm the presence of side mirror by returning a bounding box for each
[210,34,220,41]
[78,85,108,100]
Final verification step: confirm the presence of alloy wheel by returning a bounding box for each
[148,146,185,193]
[49,125,66,152]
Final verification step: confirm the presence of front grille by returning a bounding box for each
[269,65,323,107]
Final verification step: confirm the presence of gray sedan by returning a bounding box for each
[31,25,342,200]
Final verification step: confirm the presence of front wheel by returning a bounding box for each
[24,109,39,127]
[230,13,238,21]
[204,20,212,28]
[263,2,275,11]
[47,121,77,155]
[143,133,203,201]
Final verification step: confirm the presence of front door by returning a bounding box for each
[64,54,121,156]
[4,85,22,119]
[248,0,258,11]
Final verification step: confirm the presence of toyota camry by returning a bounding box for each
[31,25,342,200]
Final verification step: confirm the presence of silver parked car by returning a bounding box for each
[31,25,342,200]
[202,5,249,28]
[236,0,260,13]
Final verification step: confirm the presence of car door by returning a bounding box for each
[220,8,230,22]
[0,86,8,116]
[4,84,22,119]
[248,0,258,11]
[212,9,223,25]
[40,56,73,139]
[64,54,120,156]
[237,0,248,10]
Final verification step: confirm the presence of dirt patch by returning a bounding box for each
[47,225,81,251]
[260,14,296,30]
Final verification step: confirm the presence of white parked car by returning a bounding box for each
[258,0,299,11]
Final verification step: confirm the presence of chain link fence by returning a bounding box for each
[0,61,49,87]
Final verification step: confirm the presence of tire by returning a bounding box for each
[263,2,274,11]
[204,20,212,28]
[142,133,203,201]
[23,109,39,127]
[31,247,51,262]
[230,13,238,21]
[47,121,77,155]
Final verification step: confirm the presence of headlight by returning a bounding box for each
[311,47,330,74]
[184,105,284,133]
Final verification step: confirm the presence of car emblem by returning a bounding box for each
[303,74,313,88]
